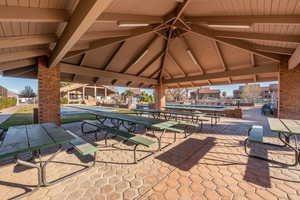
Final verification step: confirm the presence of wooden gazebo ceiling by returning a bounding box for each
[0,0,300,88]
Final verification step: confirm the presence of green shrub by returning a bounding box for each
[0,97,17,110]
[60,97,68,104]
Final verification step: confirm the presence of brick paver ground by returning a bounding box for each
[1,107,300,200]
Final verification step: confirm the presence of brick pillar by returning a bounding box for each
[154,82,166,110]
[38,57,61,125]
[279,61,300,119]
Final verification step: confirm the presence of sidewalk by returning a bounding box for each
[0,105,22,125]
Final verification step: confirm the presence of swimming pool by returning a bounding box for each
[61,106,113,115]
[166,104,225,109]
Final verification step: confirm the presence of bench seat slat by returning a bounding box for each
[249,125,263,143]
[67,131,98,156]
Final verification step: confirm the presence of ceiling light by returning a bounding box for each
[118,22,150,27]
[186,50,198,65]
[207,24,251,29]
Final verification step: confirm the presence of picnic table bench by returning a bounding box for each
[0,123,99,199]
[245,118,300,166]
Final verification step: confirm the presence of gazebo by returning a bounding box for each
[0,0,299,124]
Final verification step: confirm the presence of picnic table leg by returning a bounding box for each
[11,158,42,200]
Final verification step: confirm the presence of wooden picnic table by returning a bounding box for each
[267,118,300,165]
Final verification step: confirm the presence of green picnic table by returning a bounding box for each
[245,118,300,166]
[0,123,98,199]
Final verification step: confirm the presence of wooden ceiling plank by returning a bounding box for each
[181,36,204,74]
[215,30,300,44]
[0,6,69,22]
[164,63,279,84]
[121,35,159,73]
[0,49,49,63]
[3,66,35,77]
[136,51,165,76]
[60,63,158,85]
[0,34,57,49]
[213,41,227,71]
[182,24,282,63]
[168,52,187,76]
[97,13,163,24]
[49,0,114,68]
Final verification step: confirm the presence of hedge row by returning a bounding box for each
[0,97,17,110]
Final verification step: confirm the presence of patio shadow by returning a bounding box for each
[156,137,216,171]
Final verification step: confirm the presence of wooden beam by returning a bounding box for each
[121,35,159,73]
[0,6,69,22]
[3,66,35,77]
[186,15,300,25]
[289,45,300,69]
[214,30,300,44]
[81,30,132,41]
[97,13,163,23]
[173,0,193,25]
[253,44,294,55]
[49,0,114,68]
[103,41,125,70]
[0,59,36,71]
[0,34,57,49]
[168,52,187,76]
[0,49,49,63]
[60,63,158,85]
[181,24,282,63]
[160,29,174,78]
[136,51,165,76]
[164,63,279,84]
[213,41,227,71]
[181,36,204,74]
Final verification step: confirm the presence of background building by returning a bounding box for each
[190,87,221,100]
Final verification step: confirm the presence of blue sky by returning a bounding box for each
[0,75,277,96]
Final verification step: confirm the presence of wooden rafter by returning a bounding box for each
[186,15,300,25]
[81,30,132,41]
[250,53,257,82]
[121,35,159,73]
[136,51,165,76]
[0,49,49,63]
[0,34,57,49]
[0,6,69,22]
[253,45,294,55]
[0,59,36,71]
[180,24,282,63]
[3,66,35,77]
[289,45,300,69]
[173,0,193,25]
[168,52,187,76]
[212,40,231,83]
[160,29,174,78]
[60,63,158,85]
[215,30,300,44]
[103,41,126,70]
[164,63,279,84]
[49,0,114,67]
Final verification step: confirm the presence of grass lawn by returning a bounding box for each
[0,105,96,130]
[0,105,134,130]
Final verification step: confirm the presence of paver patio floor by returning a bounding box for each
[1,107,300,200]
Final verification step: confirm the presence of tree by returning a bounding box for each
[166,88,188,102]
[140,91,154,103]
[20,86,36,98]
[240,84,261,99]
[222,91,227,98]
[60,82,71,88]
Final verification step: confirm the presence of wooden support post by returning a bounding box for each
[154,79,166,110]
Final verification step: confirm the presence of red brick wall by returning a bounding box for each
[279,62,300,119]
[38,57,61,125]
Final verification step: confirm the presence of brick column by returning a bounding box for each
[279,61,300,119]
[38,57,61,125]
[154,83,166,110]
